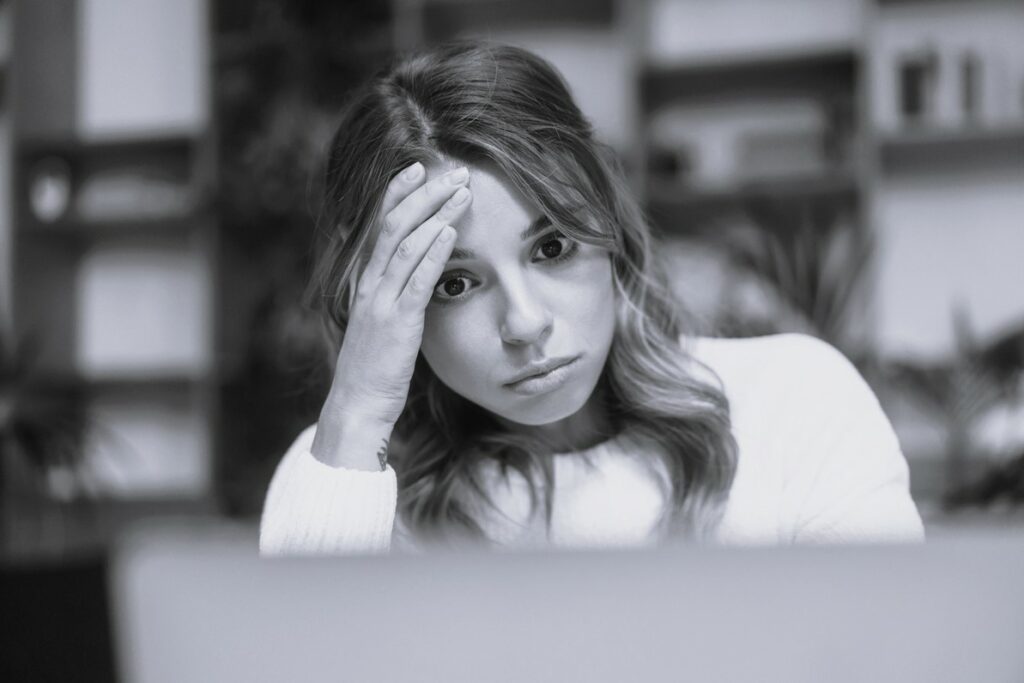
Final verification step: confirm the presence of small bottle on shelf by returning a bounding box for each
[960,50,981,126]
[897,44,940,128]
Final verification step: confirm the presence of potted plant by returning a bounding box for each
[0,334,88,559]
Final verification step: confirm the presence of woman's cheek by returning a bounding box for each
[563,249,614,299]
[423,301,486,358]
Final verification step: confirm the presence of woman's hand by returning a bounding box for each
[311,162,471,469]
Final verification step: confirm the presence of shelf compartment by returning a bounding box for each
[419,0,617,41]
[18,211,211,244]
[17,132,201,160]
[646,171,860,224]
[26,372,211,398]
[16,134,208,231]
[642,47,859,108]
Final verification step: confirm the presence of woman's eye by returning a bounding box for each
[535,233,577,263]
[433,275,472,301]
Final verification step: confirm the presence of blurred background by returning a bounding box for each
[1,0,1023,677]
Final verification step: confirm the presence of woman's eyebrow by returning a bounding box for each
[448,215,551,260]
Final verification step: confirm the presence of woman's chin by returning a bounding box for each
[492,381,595,427]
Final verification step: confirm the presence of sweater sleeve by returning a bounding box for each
[771,335,926,545]
[259,424,398,556]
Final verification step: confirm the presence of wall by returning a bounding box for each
[874,167,1024,359]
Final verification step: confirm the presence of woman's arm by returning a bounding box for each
[259,424,398,556]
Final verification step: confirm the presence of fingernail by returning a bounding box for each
[448,187,470,206]
[447,167,469,184]
[439,225,455,242]
[404,162,423,181]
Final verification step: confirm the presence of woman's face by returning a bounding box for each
[418,161,616,432]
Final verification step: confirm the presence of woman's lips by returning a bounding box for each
[504,356,580,396]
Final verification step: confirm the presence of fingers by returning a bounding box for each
[361,165,470,287]
[376,184,471,303]
[379,161,426,219]
[398,225,458,312]
[359,162,426,287]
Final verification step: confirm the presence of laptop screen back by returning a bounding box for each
[110,522,1024,683]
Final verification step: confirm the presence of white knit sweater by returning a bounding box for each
[260,334,925,555]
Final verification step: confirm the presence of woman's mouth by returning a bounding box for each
[503,356,580,396]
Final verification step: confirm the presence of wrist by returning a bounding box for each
[322,387,398,433]
[313,397,396,471]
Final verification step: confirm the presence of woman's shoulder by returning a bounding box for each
[685,331,848,366]
[683,335,922,544]
[682,332,863,402]
[680,332,892,469]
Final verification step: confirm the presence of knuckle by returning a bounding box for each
[397,237,414,258]
[407,273,424,293]
[382,213,399,236]
[354,284,372,303]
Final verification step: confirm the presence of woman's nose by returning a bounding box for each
[499,283,553,346]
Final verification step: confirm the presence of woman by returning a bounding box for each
[260,41,924,556]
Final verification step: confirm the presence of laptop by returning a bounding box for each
[109,520,1024,683]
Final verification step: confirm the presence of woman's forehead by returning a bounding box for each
[424,161,542,248]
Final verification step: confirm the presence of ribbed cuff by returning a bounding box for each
[260,448,398,556]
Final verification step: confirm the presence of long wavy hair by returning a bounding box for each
[308,41,738,548]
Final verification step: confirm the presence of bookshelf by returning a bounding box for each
[8,0,218,528]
